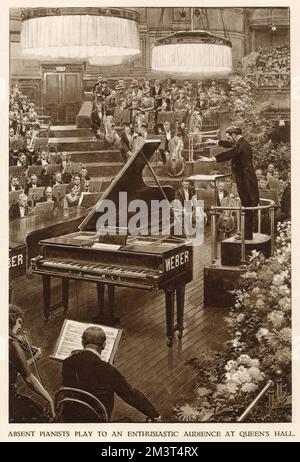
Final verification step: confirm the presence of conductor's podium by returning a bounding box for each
[204,200,275,307]
[221,232,271,266]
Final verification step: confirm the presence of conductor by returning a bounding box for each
[199,126,259,240]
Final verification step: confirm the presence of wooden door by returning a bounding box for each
[62,73,82,124]
[43,70,83,124]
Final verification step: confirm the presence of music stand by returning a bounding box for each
[88,180,103,193]
[9,190,23,206]
[27,165,44,178]
[52,184,68,201]
[28,186,45,203]
[33,201,54,215]
[79,192,102,208]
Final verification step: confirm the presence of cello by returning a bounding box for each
[165,126,185,177]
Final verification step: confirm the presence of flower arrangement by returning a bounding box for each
[173,221,291,423]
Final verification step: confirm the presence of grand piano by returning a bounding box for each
[31,139,193,346]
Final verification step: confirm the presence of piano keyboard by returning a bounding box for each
[33,257,159,286]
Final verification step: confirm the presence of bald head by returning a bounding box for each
[82,326,106,350]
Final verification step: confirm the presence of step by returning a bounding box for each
[50,125,93,138]
[86,162,123,177]
[64,150,122,163]
[48,136,104,152]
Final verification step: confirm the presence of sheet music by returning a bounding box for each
[53,319,122,363]
[91,243,121,250]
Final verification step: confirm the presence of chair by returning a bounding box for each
[54,387,109,423]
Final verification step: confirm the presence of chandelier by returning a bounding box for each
[151,8,232,78]
[20,7,141,63]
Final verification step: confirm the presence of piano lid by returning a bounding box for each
[79,138,169,232]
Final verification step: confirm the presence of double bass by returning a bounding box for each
[165,126,185,177]
[217,194,240,238]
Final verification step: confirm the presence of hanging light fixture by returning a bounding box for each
[151,8,232,78]
[20,7,141,63]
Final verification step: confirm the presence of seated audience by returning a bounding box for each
[38,186,58,209]
[9,175,22,192]
[63,185,80,208]
[9,193,30,219]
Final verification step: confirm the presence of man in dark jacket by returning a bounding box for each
[62,326,160,422]
[91,102,105,139]
[176,178,196,206]
[199,126,259,240]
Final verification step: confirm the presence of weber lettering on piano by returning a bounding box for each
[164,250,190,272]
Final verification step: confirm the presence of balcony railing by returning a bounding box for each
[245,71,290,88]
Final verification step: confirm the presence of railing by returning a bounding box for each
[237,370,284,422]
[245,71,290,88]
[210,198,275,266]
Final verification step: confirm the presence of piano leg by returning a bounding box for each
[108,285,119,324]
[176,284,185,339]
[62,279,69,315]
[95,283,120,326]
[97,283,105,317]
[42,275,51,321]
[164,287,175,347]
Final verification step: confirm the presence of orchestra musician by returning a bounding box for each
[9,304,55,422]
[9,193,30,219]
[62,326,161,422]
[91,101,105,140]
[159,121,174,164]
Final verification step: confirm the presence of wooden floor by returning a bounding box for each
[12,232,229,422]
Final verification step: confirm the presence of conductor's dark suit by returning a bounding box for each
[215,137,259,239]
[62,349,159,421]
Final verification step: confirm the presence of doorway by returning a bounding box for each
[42,65,83,125]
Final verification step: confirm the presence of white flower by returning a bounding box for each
[267,311,285,328]
[251,358,260,368]
[278,285,290,297]
[236,313,245,323]
[226,381,239,394]
[225,360,238,372]
[256,327,270,341]
[248,367,264,382]
[175,404,199,422]
[272,274,285,286]
[256,299,265,309]
[241,383,259,393]
[237,354,253,367]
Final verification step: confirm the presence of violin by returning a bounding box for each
[10,332,41,368]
